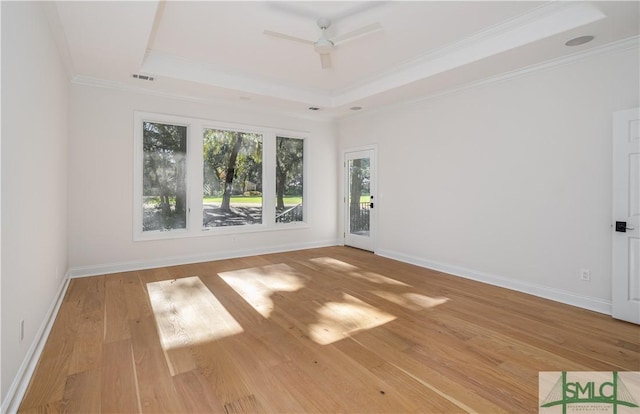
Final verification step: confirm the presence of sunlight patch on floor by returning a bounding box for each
[371,291,450,311]
[218,263,307,318]
[349,271,411,286]
[310,257,411,286]
[309,293,396,345]
[147,276,243,351]
[309,257,359,271]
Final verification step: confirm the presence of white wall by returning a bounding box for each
[338,44,639,309]
[1,1,70,403]
[67,85,338,273]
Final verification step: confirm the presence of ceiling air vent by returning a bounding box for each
[132,74,155,81]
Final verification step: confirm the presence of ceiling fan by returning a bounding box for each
[264,18,382,69]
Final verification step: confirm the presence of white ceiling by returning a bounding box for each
[49,1,640,119]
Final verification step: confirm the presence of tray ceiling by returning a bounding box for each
[48,1,640,118]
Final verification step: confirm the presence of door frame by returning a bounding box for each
[612,107,640,324]
[342,145,377,252]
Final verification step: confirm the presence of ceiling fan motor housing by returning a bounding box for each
[316,18,331,30]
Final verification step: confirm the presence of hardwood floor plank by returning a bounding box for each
[350,327,509,413]
[193,340,264,412]
[446,299,638,370]
[267,361,347,413]
[122,271,152,321]
[68,276,104,375]
[18,401,63,414]
[172,370,226,413]
[403,341,535,412]
[257,321,413,413]
[333,338,464,413]
[101,339,139,413]
[216,339,307,413]
[19,247,640,413]
[129,316,186,413]
[61,369,101,414]
[104,273,131,343]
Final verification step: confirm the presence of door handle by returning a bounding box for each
[615,221,635,232]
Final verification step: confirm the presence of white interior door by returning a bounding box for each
[344,149,376,251]
[612,107,640,324]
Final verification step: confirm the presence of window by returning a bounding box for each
[275,137,303,223]
[203,129,263,228]
[142,121,188,231]
[134,112,307,240]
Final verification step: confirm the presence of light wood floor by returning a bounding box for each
[19,246,639,413]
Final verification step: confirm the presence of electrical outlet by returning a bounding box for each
[19,320,25,344]
[580,269,591,282]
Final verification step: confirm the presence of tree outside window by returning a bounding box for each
[276,137,303,223]
[142,122,187,231]
[202,128,263,228]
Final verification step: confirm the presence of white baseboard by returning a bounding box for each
[1,276,70,414]
[68,239,339,278]
[376,249,611,315]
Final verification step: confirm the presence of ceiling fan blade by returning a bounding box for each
[263,30,314,45]
[332,22,382,46]
[320,53,332,69]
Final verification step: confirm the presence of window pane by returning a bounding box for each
[142,122,187,231]
[348,157,370,236]
[275,137,303,223]
[203,129,263,228]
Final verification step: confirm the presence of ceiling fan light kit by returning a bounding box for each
[264,18,382,69]
[314,38,334,55]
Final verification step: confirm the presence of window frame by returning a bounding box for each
[133,111,308,241]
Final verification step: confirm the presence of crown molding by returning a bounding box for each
[142,50,333,107]
[341,35,640,121]
[71,75,338,122]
